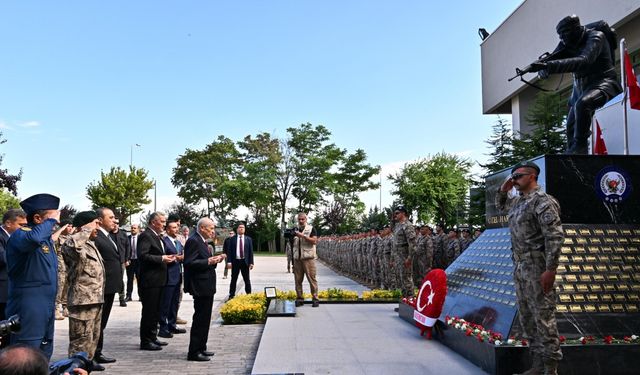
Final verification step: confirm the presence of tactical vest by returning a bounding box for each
[293,224,316,260]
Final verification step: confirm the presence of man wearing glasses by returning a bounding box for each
[496,161,563,375]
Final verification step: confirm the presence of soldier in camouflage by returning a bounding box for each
[496,161,563,375]
[392,205,416,298]
[62,211,106,369]
[414,225,434,285]
[432,224,447,269]
[459,228,474,251]
[53,222,74,320]
[445,229,461,266]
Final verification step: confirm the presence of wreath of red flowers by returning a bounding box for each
[412,269,447,339]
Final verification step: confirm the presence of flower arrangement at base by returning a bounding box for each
[276,290,311,301]
[220,293,267,324]
[362,289,402,300]
[317,288,359,300]
[445,316,640,346]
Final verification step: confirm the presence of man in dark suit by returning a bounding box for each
[125,223,140,302]
[109,220,131,307]
[137,212,176,351]
[158,219,186,338]
[222,230,234,279]
[225,223,254,299]
[183,217,225,361]
[93,207,122,364]
[0,209,27,349]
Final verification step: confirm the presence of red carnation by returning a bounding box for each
[559,336,566,343]
[465,329,473,336]
[477,334,484,342]
[604,335,614,344]
[581,337,587,345]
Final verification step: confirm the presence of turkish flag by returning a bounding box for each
[593,120,608,155]
[625,50,640,110]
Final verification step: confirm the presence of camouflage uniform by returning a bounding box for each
[496,186,563,365]
[393,221,416,297]
[414,234,434,285]
[55,234,70,318]
[432,232,447,269]
[445,237,461,266]
[62,230,105,360]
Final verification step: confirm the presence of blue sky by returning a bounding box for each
[0,1,522,222]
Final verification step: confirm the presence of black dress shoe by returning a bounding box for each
[187,353,210,362]
[295,300,304,307]
[95,354,116,363]
[312,299,320,308]
[120,299,127,307]
[91,361,105,371]
[140,342,162,351]
[158,330,174,338]
[153,339,168,346]
[201,350,215,356]
[125,295,132,302]
[170,327,187,334]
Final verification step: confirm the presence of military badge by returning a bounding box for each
[42,245,50,254]
[595,166,631,204]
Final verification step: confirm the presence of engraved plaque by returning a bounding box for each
[598,305,611,312]
[569,305,583,313]
[579,229,591,235]
[566,229,577,236]
[559,294,572,303]
[612,304,625,313]
[585,305,597,313]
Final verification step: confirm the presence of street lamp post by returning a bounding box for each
[130,143,141,168]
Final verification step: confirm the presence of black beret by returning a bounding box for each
[394,205,407,213]
[20,194,60,216]
[556,15,581,34]
[511,161,540,175]
[73,211,98,228]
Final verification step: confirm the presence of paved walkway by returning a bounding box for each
[51,256,485,374]
[51,255,369,373]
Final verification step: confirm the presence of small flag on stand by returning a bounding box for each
[624,50,640,110]
[594,120,608,155]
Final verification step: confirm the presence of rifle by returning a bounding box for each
[508,50,563,91]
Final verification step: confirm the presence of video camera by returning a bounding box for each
[49,352,92,375]
[0,315,20,336]
[283,227,299,240]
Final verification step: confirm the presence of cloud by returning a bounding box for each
[0,121,11,130]
[19,121,40,128]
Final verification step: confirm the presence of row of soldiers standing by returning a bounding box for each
[317,205,478,297]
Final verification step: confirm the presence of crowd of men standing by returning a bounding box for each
[0,193,234,371]
[317,205,480,296]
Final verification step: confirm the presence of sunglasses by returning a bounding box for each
[511,173,532,180]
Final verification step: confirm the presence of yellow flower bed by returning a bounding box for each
[276,290,311,300]
[220,293,267,324]
[317,288,359,300]
[361,289,402,300]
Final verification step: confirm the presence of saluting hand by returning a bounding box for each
[541,270,556,294]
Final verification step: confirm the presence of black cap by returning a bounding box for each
[73,211,98,228]
[20,194,60,216]
[511,161,540,175]
[394,205,407,213]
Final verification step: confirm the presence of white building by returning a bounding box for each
[481,0,640,141]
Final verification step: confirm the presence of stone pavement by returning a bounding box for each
[51,255,369,374]
[51,255,486,374]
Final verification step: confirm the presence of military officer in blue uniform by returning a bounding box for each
[6,193,60,359]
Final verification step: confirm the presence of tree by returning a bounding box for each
[389,152,472,228]
[166,201,202,229]
[480,117,517,174]
[287,123,344,211]
[172,135,243,226]
[0,189,20,214]
[0,132,22,195]
[237,133,282,252]
[86,166,154,224]
[512,92,567,159]
[359,205,391,232]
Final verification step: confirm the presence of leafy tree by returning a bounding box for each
[288,123,344,211]
[86,166,154,224]
[0,132,22,195]
[166,201,202,229]
[359,205,391,232]
[389,152,472,228]
[59,204,77,224]
[512,92,567,159]
[172,135,243,226]
[0,189,20,214]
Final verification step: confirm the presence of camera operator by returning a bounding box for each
[0,344,88,375]
[292,213,319,308]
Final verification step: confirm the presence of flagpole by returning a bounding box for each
[620,38,629,155]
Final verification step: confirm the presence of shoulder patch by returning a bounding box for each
[20,227,32,231]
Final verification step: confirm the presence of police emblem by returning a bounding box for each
[42,245,50,254]
[595,166,631,203]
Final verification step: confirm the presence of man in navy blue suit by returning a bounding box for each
[225,223,254,299]
[183,217,225,361]
[158,220,186,338]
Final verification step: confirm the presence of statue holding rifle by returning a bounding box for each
[510,15,622,155]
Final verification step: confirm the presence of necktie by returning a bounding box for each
[239,236,244,259]
[131,236,137,259]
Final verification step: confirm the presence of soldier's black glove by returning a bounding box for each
[529,62,547,72]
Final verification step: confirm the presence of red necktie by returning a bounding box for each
[240,236,244,259]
